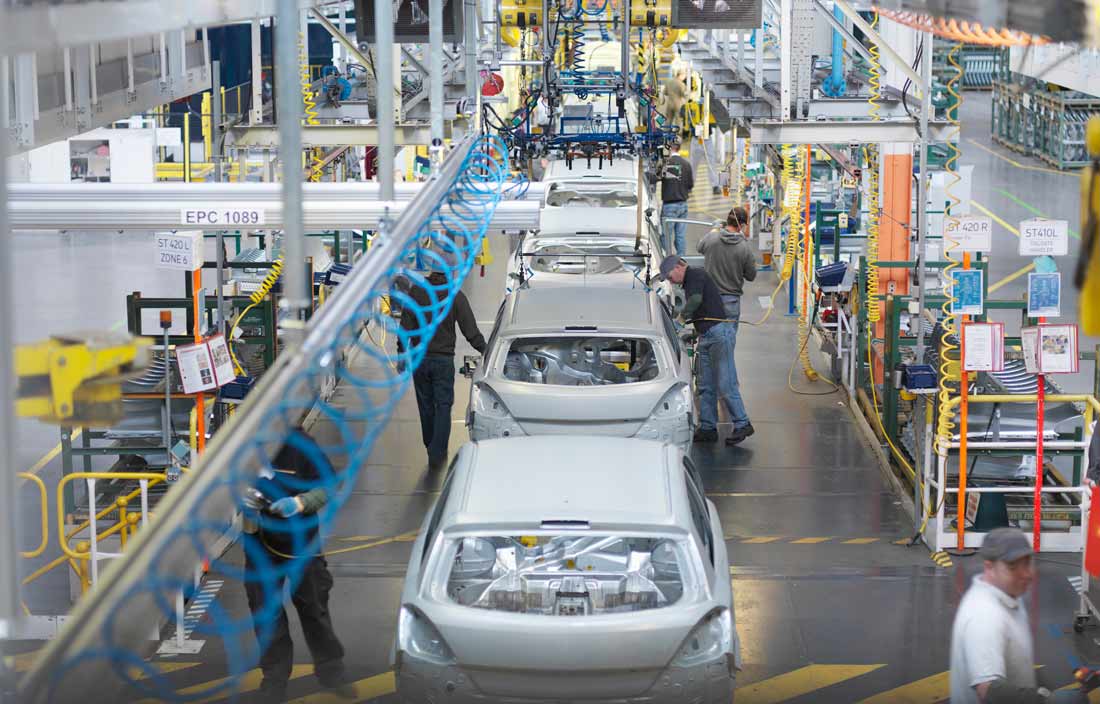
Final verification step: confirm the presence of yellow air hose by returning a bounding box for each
[862,12,917,482]
[229,256,285,376]
[300,36,325,184]
[934,43,965,459]
[742,144,800,327]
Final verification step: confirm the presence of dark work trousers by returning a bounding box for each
[244,550,345,688]
[413,354,456,466]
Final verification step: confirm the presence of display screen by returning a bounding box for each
[672,0,761,28]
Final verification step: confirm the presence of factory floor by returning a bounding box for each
[8,91,1100,702]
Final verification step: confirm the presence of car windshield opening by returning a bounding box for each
[545,181,638,208]
[501,336,659,385]
[446,535,686,615]
[529,244,642,276]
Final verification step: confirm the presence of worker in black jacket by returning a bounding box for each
[242,429,351,701]
[399,271,487,469]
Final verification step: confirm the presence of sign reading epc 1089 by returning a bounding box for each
[180,208,265,227]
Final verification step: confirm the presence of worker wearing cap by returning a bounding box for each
[949,527,1092,703]
[660,255,753,446]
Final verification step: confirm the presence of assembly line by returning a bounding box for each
[3,0,1100,702]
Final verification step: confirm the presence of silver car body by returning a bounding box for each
[505,233,661,292]
[394,436,739,703]
[467,286,692,450]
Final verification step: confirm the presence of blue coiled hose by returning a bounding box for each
[46,136,511,703]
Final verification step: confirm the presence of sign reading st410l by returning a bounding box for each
[1019,219,1069,257]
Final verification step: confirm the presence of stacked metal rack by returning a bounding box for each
[992,77,1100,169]
[991,78,1039,156]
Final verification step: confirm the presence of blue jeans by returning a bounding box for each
[413,354,455,465]
[696,321,750,432]
[720,294,741,328]
[661,201,689,256]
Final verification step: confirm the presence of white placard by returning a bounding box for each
[175,336,235,394]
[1019,219,1069,257]
[176,342,217,394]
[1038,324,1079,374]
[180,208,265,227]
[1021,327,1039,374]
[154,230,204,271]
[944,216,993,253]
[962,322,1004,372]
[206,334,236,385]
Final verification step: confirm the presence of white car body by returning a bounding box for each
[467,286,693,450]
[393,436,739,703]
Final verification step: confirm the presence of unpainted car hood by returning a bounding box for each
[482,378,671,423]
[540,207,638,237]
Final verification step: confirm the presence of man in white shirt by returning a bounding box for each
[949,528,1090,703]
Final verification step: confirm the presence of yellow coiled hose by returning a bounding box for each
[744,144,801,327]
[934,43,965,458]
[863,13,916,478]
[229,256,285,376]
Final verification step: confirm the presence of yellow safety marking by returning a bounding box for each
[966,138,1076,178]
[790,537,832,544]
[286,671,396,703]
[971,200,1019,237]
[136,664,314,704]
[989,262,1036,294]
[22,428,82,482]
[322,531,419,558]
[132,662,202,680]
[842,538,880,545]
[740,536,785,544]
[334,535,379,542]
[855,670,948,703]
[736,664,885,704]
[930,551,954,568]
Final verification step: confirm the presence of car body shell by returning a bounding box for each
[394,436,738,703]
[467,286,692,450]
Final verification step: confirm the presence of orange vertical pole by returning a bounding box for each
[192,269,206,453]
[956,250,971,550]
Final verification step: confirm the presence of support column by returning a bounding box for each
[250,20,264,125]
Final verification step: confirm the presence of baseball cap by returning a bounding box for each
[979,528,1033,563]
[658,255,683,281]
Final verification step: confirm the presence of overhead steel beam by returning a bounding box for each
[0,0,331,54]
[227,122,443,147]
[749,119,952,144]
[807,97,911,120]
[7,193,541,231]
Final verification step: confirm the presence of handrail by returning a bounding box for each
[65,477,164,541]
[18,473,48,559]
[55,473,164,560]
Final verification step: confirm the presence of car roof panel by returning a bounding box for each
[507,286,654,330]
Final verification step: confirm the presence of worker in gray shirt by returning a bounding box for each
[698,206,758,327]
[949,528,1093,703]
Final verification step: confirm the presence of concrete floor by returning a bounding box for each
[10,91,1100,702]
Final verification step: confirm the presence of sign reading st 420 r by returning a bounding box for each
[944,216,992,253]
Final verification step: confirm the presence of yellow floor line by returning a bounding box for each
[971,200,1019,237]
[989,262,1036,293]
[842,538,879,545]
[790,537,832,544]
[741,536,784,544]
[736,664,885,704]
[132,662,203,680]
[855,670,948,704]
[136,664,314,704]
[966,138,1076,178]
[287,671,396,703]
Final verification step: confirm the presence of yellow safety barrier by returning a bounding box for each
[155,162,242,181]
[56,472,164,561]
[18,473,48,559]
